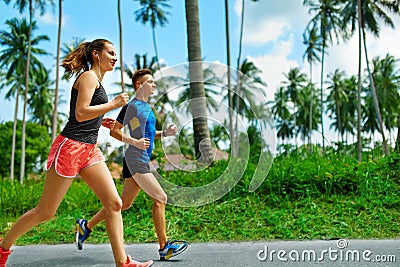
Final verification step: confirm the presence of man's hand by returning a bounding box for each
[134,138,150,150]
[164,125,178,137]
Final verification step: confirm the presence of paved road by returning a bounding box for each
[5,239,400,266]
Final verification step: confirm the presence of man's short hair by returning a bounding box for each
[132,69,153,90]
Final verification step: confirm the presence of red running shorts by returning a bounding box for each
[46,134,105,178]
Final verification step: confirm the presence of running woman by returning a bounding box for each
[75,68,188,261]
[0,39,153,267]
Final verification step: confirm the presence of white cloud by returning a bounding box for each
[249,37,298,101]
[37,12,70,27]
[245,18,289,45]
[37,12,57,25]
[367,16,400,60]
[236,0,309,46]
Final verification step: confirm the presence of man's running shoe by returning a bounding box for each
[0,239,12,267]
[122,255,153,267]
[75,219,91,250]
[158,240,188,261]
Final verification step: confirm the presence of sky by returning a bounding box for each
[1,0,400,146]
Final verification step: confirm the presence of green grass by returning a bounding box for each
[1,148,400,245]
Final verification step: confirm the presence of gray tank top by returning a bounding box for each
[61,82,108,144]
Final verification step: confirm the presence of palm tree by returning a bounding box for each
[362,86,380,142]
[303,26,322,147]
[9,0,54,183]
[184,0,213,163]
[0,18,49,181]
[357,0,394,156]
[270,86,293,145]
[282,67,307,144]
[296,82,321,143]
[339,75,358,143]
[354,0,364,160]
[341,0,399,157]
[0,74,22,182]
[29,66,55,132]
[52,0,62,141]
[326,69,348,142]
[371,54,400,144]
[232,59,267,129]
[304,0,346,151]
[134,0,171,71]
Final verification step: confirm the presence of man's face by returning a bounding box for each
[139,74,156,96]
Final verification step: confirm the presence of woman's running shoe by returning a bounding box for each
[0,239,12,267]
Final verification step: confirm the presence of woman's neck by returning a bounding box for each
[90,68,104,82]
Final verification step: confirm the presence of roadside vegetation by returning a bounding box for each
[1,144,399,245]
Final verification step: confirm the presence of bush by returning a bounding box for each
[0,121,51,179]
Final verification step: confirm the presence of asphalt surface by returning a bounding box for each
[5,239,400,267]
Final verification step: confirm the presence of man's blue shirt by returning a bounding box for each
[117,98,156,163]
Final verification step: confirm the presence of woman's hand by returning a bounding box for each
[112,92,129,108]
[102,118,116,129]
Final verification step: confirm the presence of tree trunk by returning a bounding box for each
[20,0,33,184]
[184,0,213,163]
[234,0,246,158]
[356,0,362,161]
[362,28,389,156]
[152,27,161,72]
[308,63,313,151]
[224,0,234,156]
[10,88,20,181]
[320,42,326,152]
[396,115,400,150]
[52,0,62,141]
[118,0,125,92]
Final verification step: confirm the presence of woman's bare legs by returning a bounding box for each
[0,166,73,250]
[87,178,141,229]
[79,162,127,267]
[133,173,168,249]
[0,162,150,266]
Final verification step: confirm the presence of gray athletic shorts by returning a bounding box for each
[123,158,151,178]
